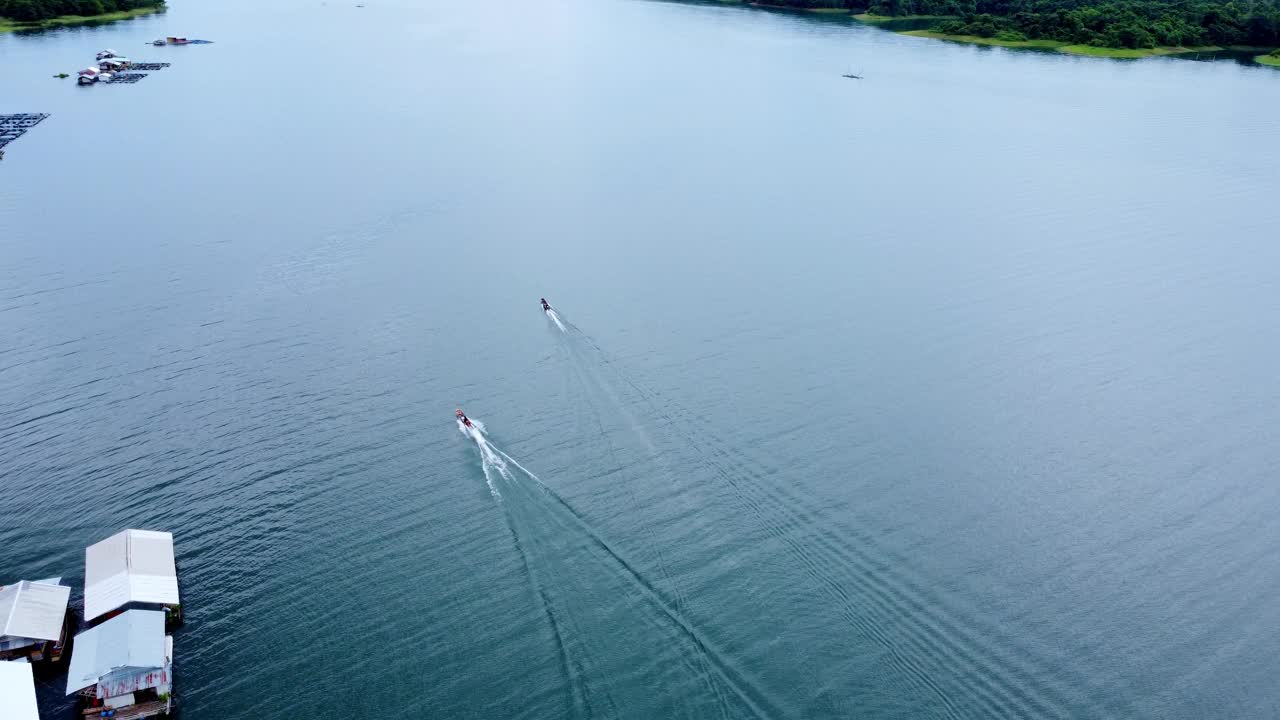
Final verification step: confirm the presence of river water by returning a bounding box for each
[3,0,1280,717]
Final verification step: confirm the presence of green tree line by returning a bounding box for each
[0,0,162,22]
[755,0,1280,48]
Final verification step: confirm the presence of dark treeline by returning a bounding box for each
[927,0,1280,47]
[758,0,1280,48]
[0,0,162,21]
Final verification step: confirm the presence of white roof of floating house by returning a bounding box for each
[0,578,71,647]
[84,529,179,623]
[0,660,40,720]
[67,609,167,694]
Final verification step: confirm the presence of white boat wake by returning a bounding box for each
[458,418,505,497]
[455,411,783,718]
[459,415,560,499]
[546,308,567,333]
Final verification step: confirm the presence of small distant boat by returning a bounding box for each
[842,72,864,79]
[152,38,166,46]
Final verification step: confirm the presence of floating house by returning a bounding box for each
[0,577,73,662]
[96,48,118,60]
[98,58,131,72]
[78,67,101,85]
[165,37,189,45]
[66,609,173,719]
[0,660,40,720]
[84,530,183,631]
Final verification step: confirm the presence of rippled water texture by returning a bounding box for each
[3,0,1280,717]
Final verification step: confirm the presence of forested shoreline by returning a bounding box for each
[0,0,162,23]
[750,0,1280,50]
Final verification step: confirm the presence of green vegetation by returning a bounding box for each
[748,0,1280,54]
[0,0,162,30]
[1059,42,1218,55]
[854,12,956,22]
[904,27,1225,55]
[745,1,852,10]
[928,5,1279,50]
[1258,48,1280,64]
[903,28,1065,46]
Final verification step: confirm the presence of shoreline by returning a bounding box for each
[853,13,955,24]
[901,30,1226,58]
[1057,43,1224,58]
[710,7,1280,62]
[0,6,164,33]
[901,29,1063,50]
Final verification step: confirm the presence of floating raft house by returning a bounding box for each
[0,578,72,662]
[66,609,173,718]
[84,529,182,629]
[0,661,40,720]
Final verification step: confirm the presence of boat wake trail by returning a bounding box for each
[458,418,501,498]
[458,416,599,717]
[549,323,1102,720]
[464,419,780,720]
[546,309,568,333]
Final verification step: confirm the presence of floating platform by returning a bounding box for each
[129,62,170,71]
[0,114,50,150]
[107,73,149,84]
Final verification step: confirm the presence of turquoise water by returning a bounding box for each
[3,0,1280,717]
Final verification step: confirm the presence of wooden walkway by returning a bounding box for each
[82,700,168,719]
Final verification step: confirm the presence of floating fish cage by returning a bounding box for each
[106,73,149,84]
[129,63,171,71]
[0,113,50,149]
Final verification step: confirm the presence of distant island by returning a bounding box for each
[0,0,164,32]
[734,0,1280,60]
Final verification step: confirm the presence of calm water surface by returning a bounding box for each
[3,0,1280,717]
